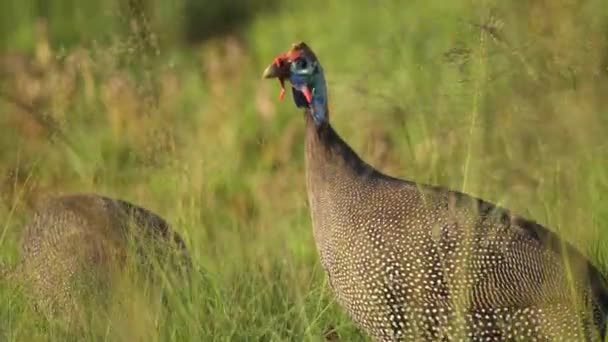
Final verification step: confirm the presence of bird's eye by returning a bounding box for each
[291,57,314,75]
[294,58,307,69]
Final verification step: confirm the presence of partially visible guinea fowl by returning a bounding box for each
[2,193,191,322]
[263,42,608,341]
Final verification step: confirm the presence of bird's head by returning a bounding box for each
[262,42,328,125]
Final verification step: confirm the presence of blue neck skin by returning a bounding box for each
[289,66,328,126]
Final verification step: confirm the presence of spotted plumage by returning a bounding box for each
[3,193,191,321]
[263,42,608,341]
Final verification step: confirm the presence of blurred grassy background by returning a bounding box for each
[0,0,607,340]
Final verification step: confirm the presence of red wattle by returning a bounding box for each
[302,86,312,104]
[278,79,286,101]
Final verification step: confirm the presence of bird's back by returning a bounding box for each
[15,193,190,318]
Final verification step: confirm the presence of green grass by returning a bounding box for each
[1,0,608,340]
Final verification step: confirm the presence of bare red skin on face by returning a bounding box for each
[272,56,287,100]
[270,47,311,104]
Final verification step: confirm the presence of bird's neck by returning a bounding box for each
[303,109,379,262]
[304,110,377,197]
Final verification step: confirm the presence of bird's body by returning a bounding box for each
[264,42,608,341]
[306,115,606,341]
[4,193,190,320]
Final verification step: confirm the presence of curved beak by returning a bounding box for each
[262,63,280,79]
[262,55,292,101]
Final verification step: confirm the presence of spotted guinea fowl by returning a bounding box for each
[1,193,191,322]
[262,42,608,341]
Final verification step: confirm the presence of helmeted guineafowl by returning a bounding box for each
[263,42,608,341]
[1,193,191,322]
